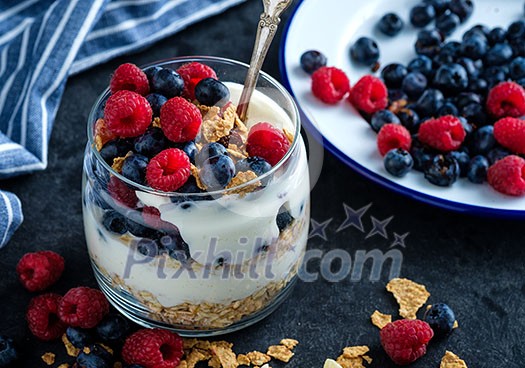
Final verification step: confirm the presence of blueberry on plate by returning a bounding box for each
[460,103,486,125]
[434,41,460,65]
[96,314,130,342]
[159,233,191,263]
[350,37,380,66]
[415,29,443,57]
[195,142,228,166]
[235,156,272,177]
[469,125,496,155]
[410,144,436,172]
[486,147,510,165]
[456,57,478,78]
[402,72,427,99]
[467,78,488,94]
[388,89,408,103]
[484,43,514,66]
[507,20,525,43]
[424,303,456,336]
[410,3,436,28]
[370,110,401,132]
[460,34,488,60]
[509,56,525,80]
[448,0,473,22]
[150,67,184,98]
[487,27,507,46]
[300,50,327,74]
[66,327,94,349]
[481,66,507,88]
[449,150,470,177]
[415,89,445,117]
[467,155,489,183]
[121,154,149,185]
[145,93,167,117]
[195,77,230,107]
[435,10,460,36]
[407,55,434,78]
[199,155,236,190]
[424,154,460,186]
[134,127,168,158]
[433,63,469,95]
[384,148,414,177]
[437,101,459,116]
[0,335,18,366]
[397,108,420,133]
[99,139,134,165]
[377,12,404,36]
[102,210,127,234]
[381,63,408,89]
[423,0,450,16]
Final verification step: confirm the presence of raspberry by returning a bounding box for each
[487,155,525,196]
[26,294,67,341]
[380,319,434,365]
[58,287,110,329]
[349,75,388,114]
[16,251,65,292]
[146,148,191,192]
[377,123,412,156]
[94,118,117,147]
[160,97,202,143]
[493,117,525,154]
[311,66,350,104]
[110,63,150,96]
[176,62,218,100]
[246,122,291,166]
[418,115,466,152]
[122,328,183,368]
[104,90,153,138]
[142,206,178,232]
[107,176,139,208]
[486,81,525,118]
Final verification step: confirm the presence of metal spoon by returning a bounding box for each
[236,0,293,122]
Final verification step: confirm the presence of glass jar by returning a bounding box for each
[82,56,310,335]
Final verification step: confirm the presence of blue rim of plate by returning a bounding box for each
[278,0,525,219]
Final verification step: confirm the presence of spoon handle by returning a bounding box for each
[236,0,293,122]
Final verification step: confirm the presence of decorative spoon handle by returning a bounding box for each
[236,0,293,122]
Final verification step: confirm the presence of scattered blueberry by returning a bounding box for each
[415,29,443,57]
[144,66,162,85]
[423,0,450,16]
[66,327,94,349]
[102,210,127,234]
[460,34,488,60]
[437,101,459,116]
[487,27,507,46]
[384,149,414,177]
[377,13,404,36]
[402,72,427,99]
[195,78,230,107]
[381,63,408,89]
[134,127,168,158]
[507,20,525,44]
[0,336,17,366]
[195,142,228,166]
[467,155,489,183]
[410,3,436,28]
[150,67,184,98]
[424,154,460,186]
[460,102,487,125]
[350,37,380,66]
[96,314,130,342]
[199,155,236,190]
[415,89,445,117]
[486,146,510,165]
[136,238,160,258]
[235,156,272,177]
[145,93,167,116]
[484,43,513,66]
[126,216,152,238]
[370,110,401,132]
[121,154,148,185]
[434,41,461,64]
[469,125,496,155]
[424,303,456,336]
[397,108,421,133]
[276,207,294,232]
[433,63,469,94]
[388,89,408,102]
[300,50,327,74]
[467,78,488,94]
[407,55,434,78]
[411,144,436,172]
[449,0,473,22]
[509,56,525,80]
[159,233,191,263]
[481,65,507,88]
[99,139,133,165]
[449,150,470,177]
[435,10,460,36]
[181,140,197,164]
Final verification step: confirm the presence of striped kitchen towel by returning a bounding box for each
[0,0,246,248]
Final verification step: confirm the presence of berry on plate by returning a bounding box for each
[486,81,525,118]
[246,122,291,166]
[122,328,183,368]
[487,155,525,196]
[377,13,404,37]
[16,250,64,292]
[58,287,110,329]
[377,123,412,156]
[104,90,152,138]
[493,117,525,154]
[424,303,456,336]
[424,154,460,186]
[146,148,191,192]
[311,66,350,104]
[418,115,466,152]
[300,50,328,74]
[349,75,388,114]
[26,293,67,341]
[380,319,434,365]
[160,97,202,143]
[0,335,18,366]
[350,37,380,66]
[110,63,149,96]
[176,62,217,100]
[384,149,414,177]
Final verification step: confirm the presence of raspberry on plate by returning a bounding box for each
[349,75,388,114]
[493,117,525,154]
[380,319,434,365]
[487,155,525,196]
[176,62,218,100]
[122,328,183,368]
[26,293,67,341]
[16,250,64,292]
[418,115,466,152]
[311,66,350,104]
[58,287,110,329]
[110,63,150,96]
[377,123,412,156]
[486,81,525,118]
[160,97,202,143]
[246,122,291,166]
[146,148,191,192]
[104,90,153,138]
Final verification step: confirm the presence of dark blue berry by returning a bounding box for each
[350,37,380,66]
[455,92,481,109]
[415,89,445,117]
[458,116,473,136]
[300,50,327,74]
[77,344,112,368]
[456,57,478,78]
[195,78,230,107]
[487,146,510,165]
[424,154,460,186]
[449,0,473,22]
[471,24,490,37]
[462,27,487,42]
[402,72,427,99]
[235,156,272,176]
[397,108,420,133]
[159,233,191,263]
[388,89,408,102]
[145,93,167,117]
[507,20,525,43]
[470,125,496,155]
[195,142,228,166]
[424,303,456,336]
[460,34,487,60]
[408,55,434,78]
[121,154,148,185]
[96,314,130,341]
[66,327,94,349]
[510,40,525,58]
[435,10,460,36]
[125,216,152,238]
[423,0,450,16]
[0,336,17,366]
[410,3,436,28]
[276,207,294,232]
[377,13,404,36]
[136,238,159,258]
[144,66,162,85]
[467,78,488,94]
[171,176,211,202]
[381,63,408,89]
[371,110,401,132]
[467,155,489,183]
[99,139,133,165]
[434,41,460,65]
[509,57,525,80]
[437,101,459,116]
[134,127,168,158]
[484,43,513,66]
[102,210,127,234]
[449,150,470,177]
[487,27,507,46]
[200,155,235,190]
[415,29,443,57]
[384,148,414,177]
[461,102,487,125]
[411,144,436,171]
[433,63,469,94]
[150,67,184,98]
[481,66,507,88]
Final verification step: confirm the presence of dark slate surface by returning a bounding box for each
[1,1,525,367]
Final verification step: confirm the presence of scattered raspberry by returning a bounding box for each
[122,328,183,368]
[16,251,64,292]
[176,62,217,100]
[380,319,434,365]
[418,115,466,152]
[486,81,525,118]
[349,75,388,114]
[311,66,350,104]
[146,148,191,192]
[94,118,117,147]
[58,287,109,329]
[110,63,150,95]
[377,123,412,156]
[493,117,525,154]
[26,294,67,341]
[160,97,202,143]
[487,155,525,196]
[246,122,291,166]
[107,176,139,208]
[104,90,152,138]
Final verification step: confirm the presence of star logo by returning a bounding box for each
[366,216,393,239]
[308,218,332,241]
[337,202,372,233]
[390,232,409,248]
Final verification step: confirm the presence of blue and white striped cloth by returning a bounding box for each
[0,0,246,248]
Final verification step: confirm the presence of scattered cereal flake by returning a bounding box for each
[370,310,392,329]
[283,128,294,144]
[62,333,80,357]
[440,351,468,368]
[209,355,222,368]
[362,355,372,364]
[280,338,299,350]
[388,99,408,113]
[57,364,70,368]
[201,104,236,142]
[111,151,132,173]
[324,359,343,368]
[386,278,430,319]
[453,320,459,329]
[152,116,161,128]
[342,346,369,359]
[197,103,212,116]
[246,351,271,366]
[237,353,250,366]
[195,340,213,350]
[113,362,123,368]
[191,164,207,190]
[186,348,211,368]
[226,170,260,195]
[41,352,55,365]
[336,346,371,368]
[267,345,294,363]
[178,361,188,368]
[226,144,247,159]
[336,356,366,368]
[183,338,199,350]
[210,342,239,368]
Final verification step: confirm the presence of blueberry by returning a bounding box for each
[437,101,458,116]
[388,89,408,102]
[121,154,148,185]
[460,103,487,125]
[136,238,160,258]
[77,344,112,368]
[397,108,420,133]
[195,142,228,166]
[470,125,496,155]
[384,149,414,177]
[102,210,127,234]
[424,154,460,186]
[435,10,460,36]
[402,72,427,99]
[481,66,507,88]
[449,150,470,176]
[484,43,513,66]
[276,207,294,232]
[517,77,525,89]
[462,27,487,42]
[423,0,450,15]
[181,140,197,164]
[171,176,211,202]
[377,13,404,36]
[456,57,478,78]
[350,37,380,66]
[381,63,407,89]
[415,89,445,117]
[300,50,327,74]
[410,3,436,28]
[433,63,469,94]
[509,57,525,80]
[159,233,191,263]
[411,144,436,171]
[434,41,460,65]
[144,66,162,85]
[467,78,488,94]
[66,327,94,349]
[510,40,525,58]
[507,20,525,43]
[235,156,272,176]
[424,303,456,336]
[370,110,401,132]
[471,24,491,37]
[99,139,133,165]
[199,155,235,190]
[448,0,473,22]
[150,67,184,98]
[487,146,510,165]
[96,314,130,341]
[466,155,489,183]
[415,29,443,57]
[455,92,481,109]
[408,55,434,78]
[195,78,230,107]
[458,116,473,136]
[487,27,507,46]
[145,93,167,117]
[0,336,17,366]
[126,216,152,238]
[460,34,487,60]
[134,127,168,158]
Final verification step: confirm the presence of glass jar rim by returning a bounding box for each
[87,55,301,198]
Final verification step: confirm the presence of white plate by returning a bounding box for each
[280,0,525,217]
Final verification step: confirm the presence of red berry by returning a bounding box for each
[160,97,202,143]
[104,90,152,138]
[146,148,191,192]
[380,319,434,366]
[487,155,525,196]
[122,328,183,368]
[486,81,525,118]
[311,66,350,104]
[418,115,466,152]
[58,287,110,329]
[110,63,150,96]
[377,123,412,156]
[107,176,139,208]
[26,293,67,341]
[142,206,178,232]
[246,122,291,166]
[493,117,525,154]
[16,251,64,292]
[176,62,218,100]
[349,75,388,114]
